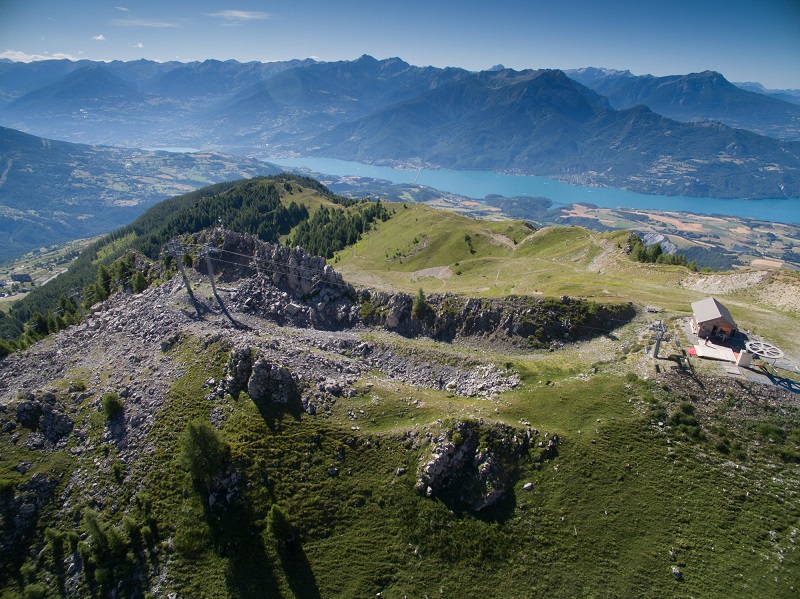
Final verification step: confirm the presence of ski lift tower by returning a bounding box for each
[651,319,667,359]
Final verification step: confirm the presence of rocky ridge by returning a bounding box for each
[192,228,637,348]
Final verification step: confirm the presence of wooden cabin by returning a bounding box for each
[690,297,738,340]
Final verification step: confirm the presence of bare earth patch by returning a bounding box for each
[478,228,516,249]
[681,270,771,295]
[760,279,800,314]
[411,266,453,280]
[682,270,800,315]
[751,259,784,269]
[587,239,620,274]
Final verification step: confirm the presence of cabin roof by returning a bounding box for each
[691,297,737,329]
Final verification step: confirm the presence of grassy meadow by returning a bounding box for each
[2,195,799,598]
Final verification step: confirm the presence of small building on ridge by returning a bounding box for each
[690,297,738,339]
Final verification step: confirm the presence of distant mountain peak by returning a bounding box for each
[570,67,800,140]
[735,81,768,93]
[568,66,633,77]
[488,64,506,71]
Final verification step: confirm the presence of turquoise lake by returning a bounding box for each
[269,157,800,225]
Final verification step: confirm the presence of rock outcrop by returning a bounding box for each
[11,392,74,446]
[416,420,535,513]
[247,357,297,404]
[359,291,636,348]
[225,344,254,397]
[223,344,298,405]
[0,473,58,568]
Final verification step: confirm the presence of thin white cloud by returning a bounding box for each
[0,50,82,62]
[133,42,144,48]
[115,6,129,11]
[208,10,270,25]
[92,35,106,41]
[111,17,177,28]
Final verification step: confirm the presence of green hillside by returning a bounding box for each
[334,203,800,355]
[0,126,283,262]
[0,175,382,347]
[0,177,798,598]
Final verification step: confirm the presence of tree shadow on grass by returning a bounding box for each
[199,491,281,598]
[225,536,282,599]
[278,543,321,599]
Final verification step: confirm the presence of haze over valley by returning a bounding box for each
[1,55,800,201]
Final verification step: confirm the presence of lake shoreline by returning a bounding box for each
[266,156,799,225]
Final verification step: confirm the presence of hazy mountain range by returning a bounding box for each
[1,55,799,200]
[565,67,800,140]
[0,126,279,261]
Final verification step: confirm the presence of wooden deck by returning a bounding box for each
[692,343,737,363]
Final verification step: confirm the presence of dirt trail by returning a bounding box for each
[478,228,516,249]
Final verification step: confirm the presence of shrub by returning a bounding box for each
[102,392,123,421]
[131,271,147,293]
[0,477,15,497]
[19,561,36,582]
[23,584,47,599]
[111,461,125,481]
[179,419,230,492]
[757,422,785,441]
[140,525,153,545]
[45,528,65,561]
[412,288,429,320]
[359,299,376,320]
[77,541,94,573]
[0,339,15,358]
[122,516,141,546]
[107,526,128,558]
[83,510,108,552]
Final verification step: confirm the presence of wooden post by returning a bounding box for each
[168,241,202,317]
[69,291,88,326]
[204,246,238,327]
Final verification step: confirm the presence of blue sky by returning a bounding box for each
[1,0,798,88]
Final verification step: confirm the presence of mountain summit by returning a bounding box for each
[568,68,800,141]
